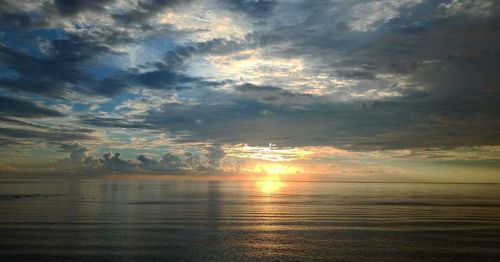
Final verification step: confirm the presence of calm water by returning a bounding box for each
[0,178,499,261]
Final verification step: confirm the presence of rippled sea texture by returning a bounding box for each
[1,178,499,261]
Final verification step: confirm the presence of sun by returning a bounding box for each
[251,163,303,194]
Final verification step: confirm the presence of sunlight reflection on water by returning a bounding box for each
[256,180,284,194]
[0,178,499,261]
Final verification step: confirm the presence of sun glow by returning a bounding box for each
[251,163,304,176]
[250,163,302,194]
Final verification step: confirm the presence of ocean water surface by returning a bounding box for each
[1,178,499,261]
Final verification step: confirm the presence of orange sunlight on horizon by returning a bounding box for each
[250,163,302,195]
[249,163,304,176]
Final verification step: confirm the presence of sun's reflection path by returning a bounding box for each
[249,174,292,257]
[257,180,284,194]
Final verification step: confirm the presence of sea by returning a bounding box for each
[1,178,499,261]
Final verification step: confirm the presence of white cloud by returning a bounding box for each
[158,0,252,42]
[349,0,423,32]
[441,0,498,17]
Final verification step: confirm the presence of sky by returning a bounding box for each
[0,0,499,182]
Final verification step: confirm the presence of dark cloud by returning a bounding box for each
[111,0,189,25]
[235,83,313,106]
[101,152,137,172]
[132,84,500,150]
[0,0,49,29]
[136,153,187,171]
[206,145,225,168]
[0,126,96,141]
[88,38,242,95]
[136,154,160,170]
[54,0,115,16]
[0,33,113,97]
[163,38,244,67]
[0,1,245,99]
[78,79,500,150]
[0,12,46,29]
[137,68,198,90]
[0,137,23,147]
[335,70,376,80]
[0,96,64,118]
[236,83,282,93]
[60,143,93,162]
[57,144,102,172]
[88,67,210,96]
[0,34,220,98]
[57,145,137,173]
[218,0,277,18]
[90,75,132,97]
[142,145,226,172]
[79,115,151,129]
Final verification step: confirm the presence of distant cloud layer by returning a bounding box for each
[55,143,226,174]
[0,0,499,179]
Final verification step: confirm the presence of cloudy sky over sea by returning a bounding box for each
[1,0,500,182]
